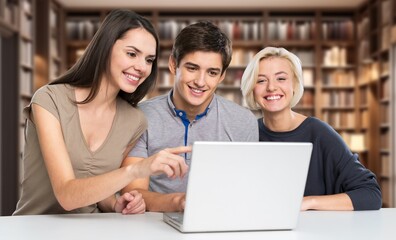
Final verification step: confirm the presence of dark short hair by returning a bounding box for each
[171,21,232,75]
[52,9,159,107]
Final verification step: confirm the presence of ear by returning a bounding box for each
[219,70,226,84]
[168,55,177,75]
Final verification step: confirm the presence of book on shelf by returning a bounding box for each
[21,0,32,14]
[381,26,391,51]
[358,40,370,62]
[322,90,354,107]
[323,46,348,67]
[66,19,100,40]
[322,111,355,129]
[302,69,314,87]
[357,17,369,40]
[381,155,390,177]
[322,20,354,41]
[381,0,392,25]
[19,70,32,96]
[230,49,256,67]
[380,130,390,150]
[20,41,32,67]
[392,26,396,44]
[296,90,314,107]
[380,104,389,124]
[268,20,315,41]
[323,69,355,87]
[381,78,390,100]
[20,13,33,38]
[359,87,368,105]
[159,19,263,41]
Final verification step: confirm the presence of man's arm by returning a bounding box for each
[121,156,186,212]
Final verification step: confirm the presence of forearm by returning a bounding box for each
[138,189,185,212]
[56,165,138,211]
[302,193,354,211]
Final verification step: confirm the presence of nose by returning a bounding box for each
[133,58,148,73]
[266,79,277,92]
[193,71,206,88]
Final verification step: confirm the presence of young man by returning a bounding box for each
[122,21,258,212]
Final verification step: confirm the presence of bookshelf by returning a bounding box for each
[0,0,19,36]
[357,0,395,207]
[18,0,35,194]
[35,0,64,90]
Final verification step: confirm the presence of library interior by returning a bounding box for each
[0,0,396,216]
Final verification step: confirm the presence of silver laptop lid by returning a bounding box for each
[179,141,312,232]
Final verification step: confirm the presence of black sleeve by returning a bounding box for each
[320,124,382,210]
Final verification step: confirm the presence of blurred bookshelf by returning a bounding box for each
[61,3,395,208]
[0,0,395,215]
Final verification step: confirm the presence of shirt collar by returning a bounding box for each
[166,89,216,119]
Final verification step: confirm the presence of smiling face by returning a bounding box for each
[170,51,225,115]
[253,57,295,114]
[107,28,157,94]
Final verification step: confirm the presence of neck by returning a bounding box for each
[76,80,118,110]
[172,91,212,121]
[262,110,304,132]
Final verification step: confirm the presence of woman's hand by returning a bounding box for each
[133,146,191,179]
[114,190,146,214]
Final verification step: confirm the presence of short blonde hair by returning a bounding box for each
[240,47,304,110]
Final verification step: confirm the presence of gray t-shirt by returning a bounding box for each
[129,91,258,193]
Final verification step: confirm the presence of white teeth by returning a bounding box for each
[125,73,140,81]
[191,88,203,93]
[266,95,281,100]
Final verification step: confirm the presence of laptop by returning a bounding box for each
[163,141,313,233]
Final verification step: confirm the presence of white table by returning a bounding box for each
[1,208,394,240]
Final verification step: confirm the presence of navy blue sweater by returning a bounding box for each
[258,117,382,210]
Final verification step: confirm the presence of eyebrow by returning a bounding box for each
[184,62,221,72]
[126,46,156,58]
[258,71,288,77]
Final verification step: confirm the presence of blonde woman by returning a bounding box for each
[241,47,381,210]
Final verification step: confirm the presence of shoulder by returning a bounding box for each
[215,95,256,120]
[138,94,168,110]
[118,99,147,125]
[305,117,338,135]
[32,84,70,101]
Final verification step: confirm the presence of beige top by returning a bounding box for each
[13,84,147,215]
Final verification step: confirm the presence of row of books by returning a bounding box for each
[322,69,355,87]
[321,90,355,107]
[322,20,354,41]
[322,111,355,129]
[295,90,314,107]
[322,46,349,67]
[158,20,264,41]
[268,20,315,41]
[66,19,101,40]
